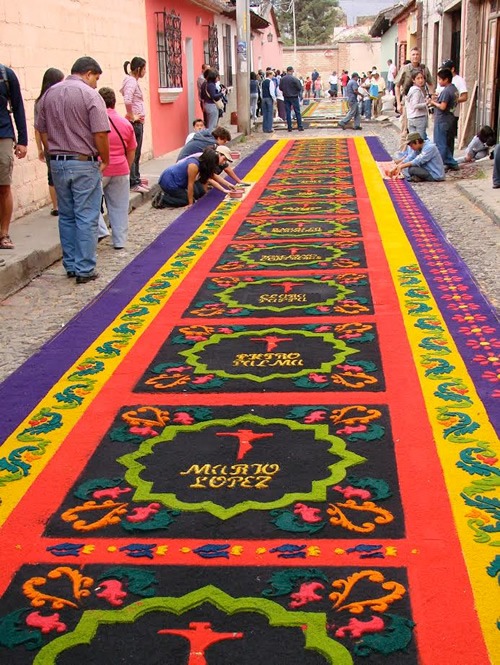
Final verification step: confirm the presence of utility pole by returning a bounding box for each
[236,0,251,135]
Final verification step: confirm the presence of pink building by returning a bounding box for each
[1,0,283,217]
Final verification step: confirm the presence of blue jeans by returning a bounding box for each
[408,115,428,140]
[284,96,303,130]
[130,122,143,187]
[434,114,458,167]
[50,160,102,276]
[262,97,274,132]
[204,102,219,132]
[103,175,130,248]
[363,98,372,119]
[339,100,361,129]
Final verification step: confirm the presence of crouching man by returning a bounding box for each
[389,132,445,182]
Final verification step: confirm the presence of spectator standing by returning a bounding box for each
[98,87,137,250]
[340,70,350,96]
[261,69,276,133]
[395,47,434,151]
[120,57,148,193]
[338,72,362,130]
[197,63,209,123]
[328,71,338,98]
[35,56,110,284]
[437,59,468,158]
[386,59,397,94]
[304,77,312,99]
[428,68,459,170]
[200,68,224,132]
[389,132,445,182]
[275,72,286,122]
[34,68,64,217]
[313,77,322,99]
[405,70,428,139]
[370,70,386,117]
[0,62,28,251]
[279,66,304,132]
[250,72,259,122]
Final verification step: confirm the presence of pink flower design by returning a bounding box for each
[466,338,500,351]
[459,324,494,335]
[482,370,500,383]
[308,373,328,383]
[473,354,500,366]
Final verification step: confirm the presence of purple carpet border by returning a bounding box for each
[0,141,275,444]
[366,136,499,433]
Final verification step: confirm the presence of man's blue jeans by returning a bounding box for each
[284,96,303,130]
[50,160,102,277]
[339,100,361,129]
[434,114,458,168]
[262,97,274,132]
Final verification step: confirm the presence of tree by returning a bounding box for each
[274,0,342,46]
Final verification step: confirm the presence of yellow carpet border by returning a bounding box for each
[355,137,499,660]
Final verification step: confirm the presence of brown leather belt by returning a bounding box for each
[50,154,98,162]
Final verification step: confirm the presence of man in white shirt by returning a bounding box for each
[387,59,397,94]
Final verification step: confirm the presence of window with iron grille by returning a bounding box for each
[208,23,220,72]
[155,10,183,88]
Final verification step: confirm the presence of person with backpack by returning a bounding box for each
[0,63,28,251]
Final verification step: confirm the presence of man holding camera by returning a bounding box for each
[395,48,434,151]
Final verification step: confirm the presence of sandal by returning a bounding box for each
[0,235,14,249]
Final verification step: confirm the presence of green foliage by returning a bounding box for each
[275,0,341,46]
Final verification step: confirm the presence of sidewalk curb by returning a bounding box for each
[0,189,153,301]
[455,180,500,226]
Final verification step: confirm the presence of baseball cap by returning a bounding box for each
[441,59,454,69]
[215,145,234,162]
[406,132,422,144]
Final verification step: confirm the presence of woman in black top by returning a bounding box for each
[200,69,223,132]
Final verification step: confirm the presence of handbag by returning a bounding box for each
[204,81,224,110]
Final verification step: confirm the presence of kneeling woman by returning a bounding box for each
[157,148,232,207]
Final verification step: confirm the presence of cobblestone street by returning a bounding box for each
[0,123,498,383]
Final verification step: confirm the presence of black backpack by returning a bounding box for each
[0,64,12,113]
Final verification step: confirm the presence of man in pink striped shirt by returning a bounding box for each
[36,56,110,284]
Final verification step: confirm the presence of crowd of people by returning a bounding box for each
[0,53,498,274]
[0,55,149,277]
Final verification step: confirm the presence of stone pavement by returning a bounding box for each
[0,124,498,382]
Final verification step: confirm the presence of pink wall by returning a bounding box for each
[398,19,408,43]
[251,28,283,73]
[146,1,213,155]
